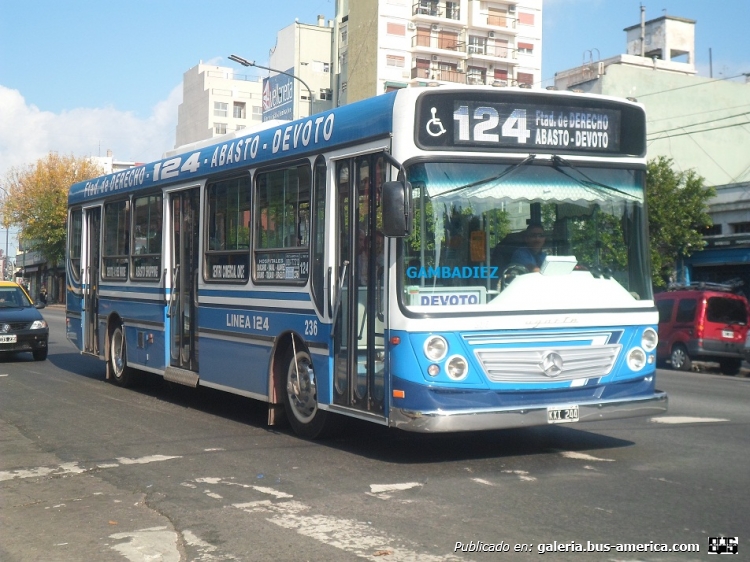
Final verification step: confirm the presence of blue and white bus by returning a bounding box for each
[67,86,667,438]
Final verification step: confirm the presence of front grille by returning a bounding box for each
[2,322,31,332]
[475,344,621,382]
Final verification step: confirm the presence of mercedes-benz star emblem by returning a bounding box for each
[540,351,564,377]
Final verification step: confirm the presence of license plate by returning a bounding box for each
[547,405,579,424]
[722,330,734,338]
[0,335,17,344]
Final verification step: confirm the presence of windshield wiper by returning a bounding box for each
[431,155,536,199]
[551,155,638,200]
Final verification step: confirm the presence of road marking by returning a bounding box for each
[192,477,293,498]
[117,455,181,464]
[502,469,537,481]
[560,451,614,462]
[471,478,494,486]
[109,526,180,562]
[368,482,423,499]
[0,454,182,482]
[651,416,729,424]
[233,499,462,561]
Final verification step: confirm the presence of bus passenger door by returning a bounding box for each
[332,154,386,417]
[165,188,200,386]
[83,207,101,355]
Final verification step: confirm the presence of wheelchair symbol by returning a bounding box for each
[426,107,446,137]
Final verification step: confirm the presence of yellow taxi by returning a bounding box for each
[0,281,49,361]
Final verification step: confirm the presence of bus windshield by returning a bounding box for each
[400,160,651,313]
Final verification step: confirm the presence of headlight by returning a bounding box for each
[445,355,469,380]
[30,320,48,330]
[641,328,658,352]
[627,347,647,371]
[424,336,448,361]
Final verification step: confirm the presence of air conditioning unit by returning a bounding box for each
[407,22,416,30]
[431,23,439,31]
[488,31,495,38]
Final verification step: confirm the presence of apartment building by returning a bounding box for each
[334,0,543,105]
[175,63,264,148]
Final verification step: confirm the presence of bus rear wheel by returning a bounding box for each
[283,347,331,439]
[109,325,134,387]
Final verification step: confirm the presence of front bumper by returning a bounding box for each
[389,390,668,432]
[0,333,49,354]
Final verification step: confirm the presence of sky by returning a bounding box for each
[0,0,748,256]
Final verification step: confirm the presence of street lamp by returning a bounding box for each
[228,54,314,118]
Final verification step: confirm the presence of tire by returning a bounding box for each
[109,325,134,387]
[32,347,48,361]
[719,358,742,376]
[670,343,692,372]
[282,347,331,439]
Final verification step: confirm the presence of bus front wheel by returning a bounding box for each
[109,325,134,387]
[283,347,330,439]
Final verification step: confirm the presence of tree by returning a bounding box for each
[646,156,715,288]
[2,153,103,266]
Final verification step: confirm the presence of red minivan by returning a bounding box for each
[655,283,749,375]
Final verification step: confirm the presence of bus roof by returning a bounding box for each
[68,90,399,206]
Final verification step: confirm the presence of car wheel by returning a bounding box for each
[109,325,134,387]
[283,347,332,439]
[719,358,742,376]
[32,347,48,361]
[670,343,692,371]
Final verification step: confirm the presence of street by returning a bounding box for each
[1,307,748,561]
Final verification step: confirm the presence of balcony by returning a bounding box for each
[487,14,517,29]
[411,66,471,85]
[468,43,517,60]
[413,1,461,21]
[412,34,464,53]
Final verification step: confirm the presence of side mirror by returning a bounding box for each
[381,180,412,238]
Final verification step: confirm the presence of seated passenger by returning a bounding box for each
[510,222,547,272]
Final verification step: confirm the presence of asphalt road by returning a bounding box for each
[1,307,748,561]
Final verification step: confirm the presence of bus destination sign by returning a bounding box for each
[416,95,627,155]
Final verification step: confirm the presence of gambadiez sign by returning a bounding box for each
[262,69,295,122]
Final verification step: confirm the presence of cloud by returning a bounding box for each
[0,84,182,179]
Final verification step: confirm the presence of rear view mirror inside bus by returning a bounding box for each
[381,180,412,238]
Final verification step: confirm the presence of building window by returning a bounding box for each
[386,55,405,67]
[467,66,486,85]
[312,61,331,73]
[445,1,460,19]
[236,125,246,131]
[387,22,406,36]
[703,224,722,236]
[468,35,486,55]
[215,123,227,135]
[319,88,333,101]
[214,102,228,117]
[731,222,750,234]
[518,42,534,54]
[233,102,246,119]
[518,12,535,25]
[252,106,262,118]
[516,72,533,85]
[341,30,347,44]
